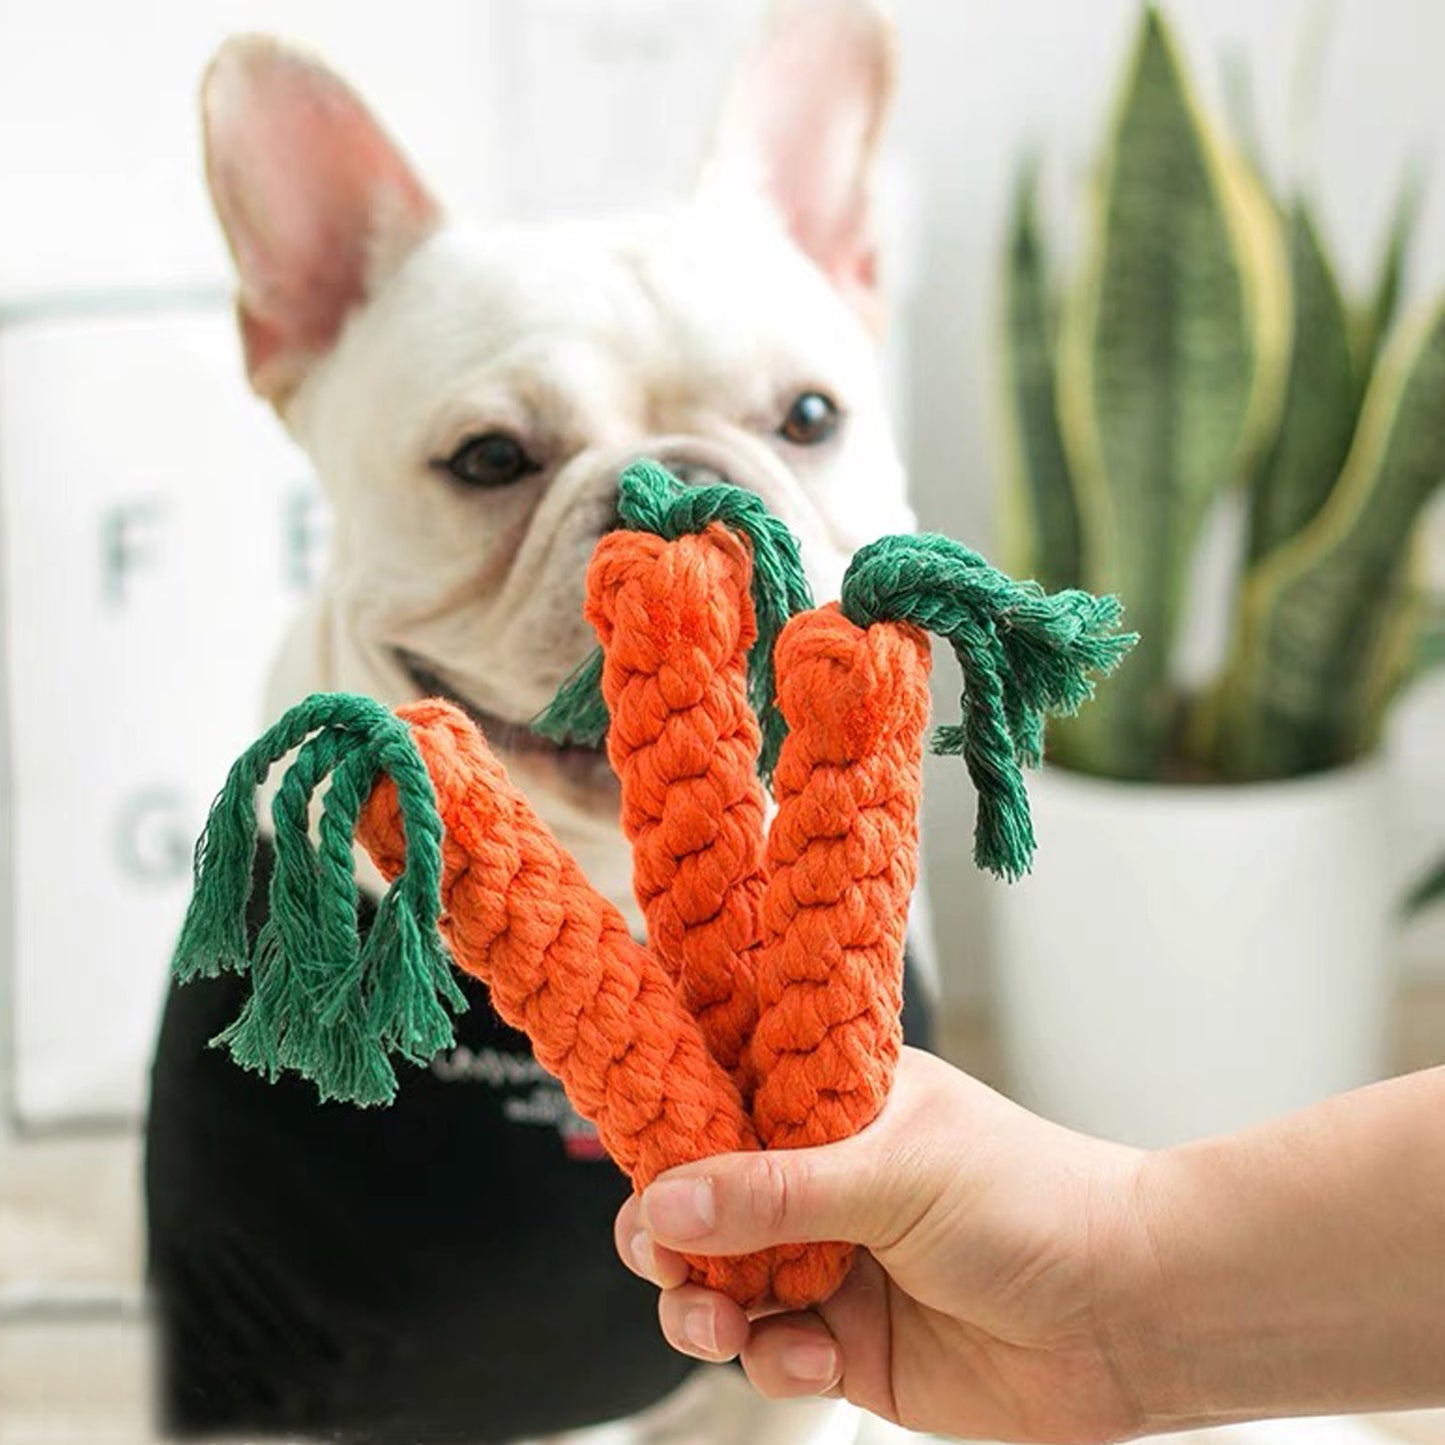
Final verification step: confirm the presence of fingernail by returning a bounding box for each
[644,1178,717,1241]
[783,1341,840,1385]
[682,1306,717,1356]
[628,1230,655,1277]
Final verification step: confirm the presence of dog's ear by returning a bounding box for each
[703,0,895,333]
[202,37,440,406]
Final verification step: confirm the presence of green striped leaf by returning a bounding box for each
[1053,7,1289,777]
[1219,303,1445,779]
[1353,164,1424,396]
[997,159,1081,593]
[1247,202,1358,562]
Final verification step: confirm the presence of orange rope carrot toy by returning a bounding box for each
[173,461,1135,1310]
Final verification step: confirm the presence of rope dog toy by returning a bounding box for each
[172,462,1136,1309]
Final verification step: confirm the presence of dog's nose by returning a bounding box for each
[667,461,729,487]
[602,457,734,533]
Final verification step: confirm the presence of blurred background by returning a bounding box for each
[1,0,1443,1439]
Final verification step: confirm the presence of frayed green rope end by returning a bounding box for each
[533,650,609,749]
[841,534,1138,881]
[171,693,467,1106]
[532,459,812,785]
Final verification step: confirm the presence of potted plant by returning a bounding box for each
[990,5,1445,1145]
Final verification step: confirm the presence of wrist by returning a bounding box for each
[1091,1131,1323,1435]
[1085,1144,1205,1436]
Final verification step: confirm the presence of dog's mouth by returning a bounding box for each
[394,647,614,791]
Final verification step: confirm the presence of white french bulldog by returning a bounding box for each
[203,0,915,919]
[151,3,923,1442]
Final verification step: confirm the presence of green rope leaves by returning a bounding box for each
[172,693,465,1106]
[841,534,1138,880]
[533,458,813,784]
[536,651,608,752]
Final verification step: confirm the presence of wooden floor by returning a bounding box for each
[4,990,1444,1445]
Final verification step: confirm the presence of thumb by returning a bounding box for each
[638,1138,913,1258]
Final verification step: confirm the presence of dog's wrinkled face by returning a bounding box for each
[291,209,912,789]
[204,2,912,887]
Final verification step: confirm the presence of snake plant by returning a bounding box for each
[999,6,1445,795]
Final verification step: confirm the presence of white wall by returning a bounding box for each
[0,2,1441,1114]
[10,0,1438,424]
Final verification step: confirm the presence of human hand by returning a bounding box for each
[615,1047,1155,1444]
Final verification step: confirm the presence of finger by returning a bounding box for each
[811,1250,900,1423]
[739,1312,844,1399]
[638,1138,908,1257]
[637,1049,958,1257]
[614,1195,690,1289]
[745,1254,899,1419]
[656,1284,752,1363]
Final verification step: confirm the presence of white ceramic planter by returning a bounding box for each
[990,760,1396,1147]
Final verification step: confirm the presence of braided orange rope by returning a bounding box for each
[356,699,775,1308]
[173,465,1136,1314]
[571,531,929,1306]
[359,531,910,1309]
[586,526,768,1086]
[749,605,931,1302]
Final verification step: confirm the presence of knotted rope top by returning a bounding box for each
[172,461,1135,1309]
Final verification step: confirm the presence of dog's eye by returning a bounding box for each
[442,433,540,488]
[779,391,840,446]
